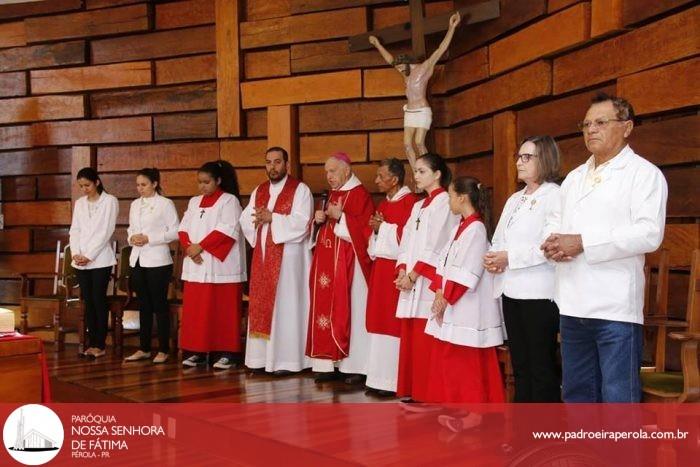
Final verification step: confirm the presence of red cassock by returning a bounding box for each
[365,192,418,337]
[306,183,374,360]
[178,190,242,353]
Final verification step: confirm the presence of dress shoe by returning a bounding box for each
[273,370,295,376]
[125,350,151,362]
[89,348,106,359]
[314,372,339,383]
[152,352,169,364]
[343,374,366,385]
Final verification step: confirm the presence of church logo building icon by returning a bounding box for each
[3,405,63,465]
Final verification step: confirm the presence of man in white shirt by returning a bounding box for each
[542,93,668,402]
[240,147,313,375]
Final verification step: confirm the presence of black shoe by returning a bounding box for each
[273,370,295,377]
[248,367,266,375]
[375,389,396,398]
[343,374,366,385]
[314,372,339,383]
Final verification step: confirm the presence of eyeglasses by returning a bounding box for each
[577,118,628,131]
[515,153,538,163]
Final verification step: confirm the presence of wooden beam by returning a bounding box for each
[71,146,94,205]
[0,41,85,73]
[0,229,31,253]
[0,95,85,124]
[155,54,216,85]
[301,134,368,164]
[492,111,518,219]
[622,0,695,26]
[489,3,590,75]
[242,70,362,109]
[267,105,299,178]
[244,49,290,80]
[220,139,268,167]
[348,0,499,52]
[24,4,148,42]
[0,0,81,20]
[0,148,71,177]
[98,142,220,172]
[300,99,404,133]
[409,0,426,59]
[2,202,72,227]
[153,111,216,140]
[617,57,700,116]
[241,7,367,49]
[32,117,152,146]
[216,0,242,137]
[156,0,215,30]
[591,0,623,38]
[553,6,699,94]
[0,71,26,97]
[30,62,152,94]
[90,83,216,118]
[0,21,25,48]
[91,26,215,64]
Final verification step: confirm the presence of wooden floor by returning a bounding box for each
[47,344,385,403]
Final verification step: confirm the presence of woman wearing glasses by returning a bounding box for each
[484,136,562,402]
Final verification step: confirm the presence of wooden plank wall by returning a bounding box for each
[0,0,698,323]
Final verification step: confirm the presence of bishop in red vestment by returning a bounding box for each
[306,152,374,382]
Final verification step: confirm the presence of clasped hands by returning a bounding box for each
[393,269,416,291]
[540,233,583,262]
[72,254,91,267]
[129,233,149,247]
[252,206,273,229]
[368,212,384,233]
[314,201,343,225]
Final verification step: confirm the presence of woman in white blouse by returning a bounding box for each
[484,136,562,402]
[124,168,180,364]
[69,167,119,359]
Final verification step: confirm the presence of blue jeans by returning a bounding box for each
[560,316,642,402]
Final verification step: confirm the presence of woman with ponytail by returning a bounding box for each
[425,176,506,431]
[393,153,460,404]
[69,167,119,358]
[177,160,247,370]
[124,168,180,364]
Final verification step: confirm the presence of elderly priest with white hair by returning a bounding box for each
[306,152,375,385]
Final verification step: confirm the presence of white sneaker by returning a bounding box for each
[182,355,206,367]
[212,357,233,370]
[125,350,151,362]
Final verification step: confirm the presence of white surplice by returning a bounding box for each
[240,176,314,372]
[365,186,413,392]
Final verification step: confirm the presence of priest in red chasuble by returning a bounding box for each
[365,159,419,395]
[240,147,313,375]
[306,152,375,384]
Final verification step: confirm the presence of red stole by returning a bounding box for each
[306,184,374,359]
[248,177,301,338]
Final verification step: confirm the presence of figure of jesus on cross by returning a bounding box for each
[369,12,461,170]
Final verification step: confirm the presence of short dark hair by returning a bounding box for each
[379,158,405,186]
[266,146,289,162]
[591,92,635,123]
[76,167,105,194]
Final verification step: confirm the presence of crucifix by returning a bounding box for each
[348,0,500,170]
[199,209,206,219]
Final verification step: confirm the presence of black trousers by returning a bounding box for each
[76,267,112,350]
[131,261,173,353]
[502,295,561,402]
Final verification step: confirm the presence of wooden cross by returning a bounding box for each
[348,0,500,57]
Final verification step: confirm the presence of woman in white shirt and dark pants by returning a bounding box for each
[484,136,562,402]
[69,168,119,359]
[124,169,180,364]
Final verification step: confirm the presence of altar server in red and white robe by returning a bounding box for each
[365,159,418,395]
[240,147,313,375]
[178,160,246,370]
[394,153,459,403]
[307,152,375,384]
[426,176,506,431]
